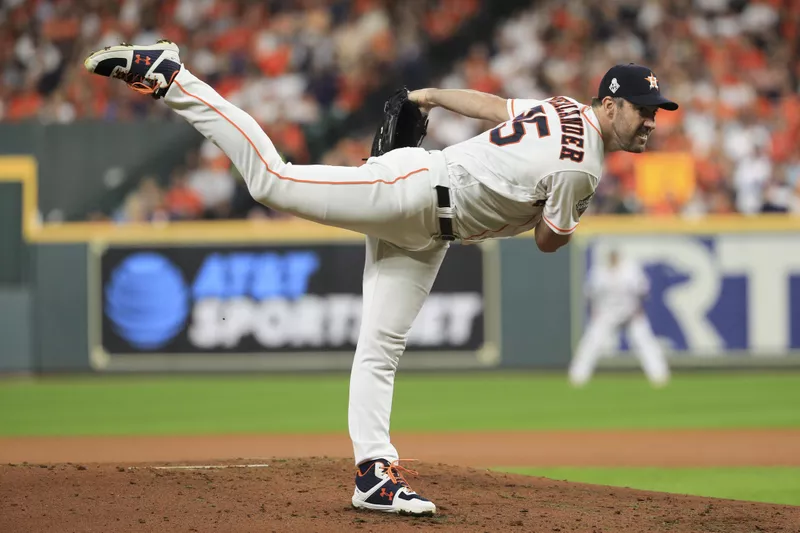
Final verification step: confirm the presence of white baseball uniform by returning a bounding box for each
[569,257,670,387]
[163,66,606,464]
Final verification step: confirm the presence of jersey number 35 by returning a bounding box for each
[490,105,551,146]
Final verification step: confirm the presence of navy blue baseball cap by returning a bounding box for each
[598,63,679,111]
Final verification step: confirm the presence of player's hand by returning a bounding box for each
[408,88,436,114]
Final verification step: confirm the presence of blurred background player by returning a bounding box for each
[569,248,670,387]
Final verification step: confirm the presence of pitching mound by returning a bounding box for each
[2,457,797,532]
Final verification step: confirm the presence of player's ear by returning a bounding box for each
[602,97,617,120]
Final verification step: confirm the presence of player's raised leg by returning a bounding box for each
[84,41,442,250]
[349,236,446,515]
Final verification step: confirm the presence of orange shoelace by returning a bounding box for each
[116,69,179,96]
[383,459,420,490]
[111,70,157,95]
[128,79,158,95]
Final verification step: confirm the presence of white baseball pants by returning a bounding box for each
[163,66,450,464]
[569,313,670,387]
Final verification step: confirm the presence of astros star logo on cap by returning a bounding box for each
[645,73,658,90]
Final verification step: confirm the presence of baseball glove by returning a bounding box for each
[370,87,429,157]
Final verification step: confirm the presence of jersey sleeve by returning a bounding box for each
[506,98,545,120]
[542,171,598,235]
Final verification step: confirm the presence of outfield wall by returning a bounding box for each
[12,236,572,373]
[3,155,800,373]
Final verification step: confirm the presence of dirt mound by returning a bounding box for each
[1,458,797,532]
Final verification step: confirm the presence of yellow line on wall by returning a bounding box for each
[36,219,365,244]
[3,154,800,244]
[0,155,39,241]
[575,214,800,235]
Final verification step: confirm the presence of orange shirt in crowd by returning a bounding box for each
[165,186,204,219]
[7,92,42,120]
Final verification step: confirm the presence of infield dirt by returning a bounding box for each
[2,429,798,532]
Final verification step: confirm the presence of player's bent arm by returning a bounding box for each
[408,88,508,123]
[534,220,572,253]
[535,170,597,253]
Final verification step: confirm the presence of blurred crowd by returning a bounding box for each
[2,0,799,221]
[91,139,286,223]
[0,0,478,222]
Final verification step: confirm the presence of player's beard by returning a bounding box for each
[624,127,649,153]
[628,130,649,153]
[612,119,648,153]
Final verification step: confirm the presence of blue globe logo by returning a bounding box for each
[105,252,189,349]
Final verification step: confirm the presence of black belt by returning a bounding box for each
[435,185,456,241]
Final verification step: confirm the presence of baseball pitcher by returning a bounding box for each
[84,40,678,516]
[569,249,671,387]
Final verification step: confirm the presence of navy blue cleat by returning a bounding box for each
[352,459,436,515]
[83,40,181,99]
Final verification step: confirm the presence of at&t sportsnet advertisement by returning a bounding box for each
[95,243,493,371]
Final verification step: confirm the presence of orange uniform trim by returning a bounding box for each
[543,214,578,234]
[173,80,429,186]
[464,224,509,241]
[463,212,539,241]
[581,106,602,137]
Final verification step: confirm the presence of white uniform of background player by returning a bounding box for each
[569,249,670,387]
[84,42,678,514]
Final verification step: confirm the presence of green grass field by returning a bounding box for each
[499,467,800,506]
[2,372,799,505]
[2,372,799,436]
